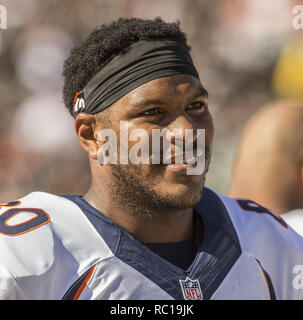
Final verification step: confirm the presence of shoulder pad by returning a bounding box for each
[0,192,113,299]
[214,191,303,299]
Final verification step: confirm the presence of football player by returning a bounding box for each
[1,18,303,300]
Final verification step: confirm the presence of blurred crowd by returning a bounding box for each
[0,0,302,201]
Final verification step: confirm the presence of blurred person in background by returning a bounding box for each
[229,100,303,236]
[229,34,303,236]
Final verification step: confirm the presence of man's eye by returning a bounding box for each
[142,108,161,116]
[188,101,206,110]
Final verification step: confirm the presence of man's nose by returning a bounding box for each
[165,115,196,142]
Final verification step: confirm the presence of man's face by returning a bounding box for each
[96,74,214,213]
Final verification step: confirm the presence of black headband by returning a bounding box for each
[72,40,200,117]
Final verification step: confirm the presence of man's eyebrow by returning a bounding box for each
[192,88,208,100]
[131,99,167,108]
[130,89,208,109]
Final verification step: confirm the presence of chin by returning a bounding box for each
[154,182,205,209]
[109,162,206,211]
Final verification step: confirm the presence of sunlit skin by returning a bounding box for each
[75,74,214,243]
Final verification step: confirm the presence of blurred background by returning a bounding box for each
[0,0,302,201]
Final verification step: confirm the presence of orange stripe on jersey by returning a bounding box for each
[73,265,96,300]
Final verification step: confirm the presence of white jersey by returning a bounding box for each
[0,187,303,300]
[282,209,303,237]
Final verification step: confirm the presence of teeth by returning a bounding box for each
[186,157,197,165]
[162,156,197,165]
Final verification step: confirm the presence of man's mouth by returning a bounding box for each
[160,154,199,173]
[165,162,198,172]
[161,152,198,165]
[158,148,209,175]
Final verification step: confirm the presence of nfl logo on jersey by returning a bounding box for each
[179,277,203,300]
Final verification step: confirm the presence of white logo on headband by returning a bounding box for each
[73,91,85,114]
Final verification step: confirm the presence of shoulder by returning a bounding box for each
[0,192,113,299]
[0,191,94,239]
[200,187,303,266]
[211,189,300,250]
[204,187,303,299]
[282,209,303,237]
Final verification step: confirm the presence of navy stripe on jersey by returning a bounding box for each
[61,187,241,300]
[262,269,276,300]
[255,259,277,300]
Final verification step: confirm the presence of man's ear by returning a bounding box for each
[74,113,99,159]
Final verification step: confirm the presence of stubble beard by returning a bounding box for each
[108,162,209,221]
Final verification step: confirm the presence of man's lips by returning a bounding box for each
[165,162,198,173]
[156,150,210,174]
[160,153,200,165]
[158,153,200,173]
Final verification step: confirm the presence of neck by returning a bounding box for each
[83,184,194,243]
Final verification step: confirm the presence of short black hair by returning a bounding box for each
[62,17,190,116]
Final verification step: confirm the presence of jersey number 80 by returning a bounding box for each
[0,201,50,236]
